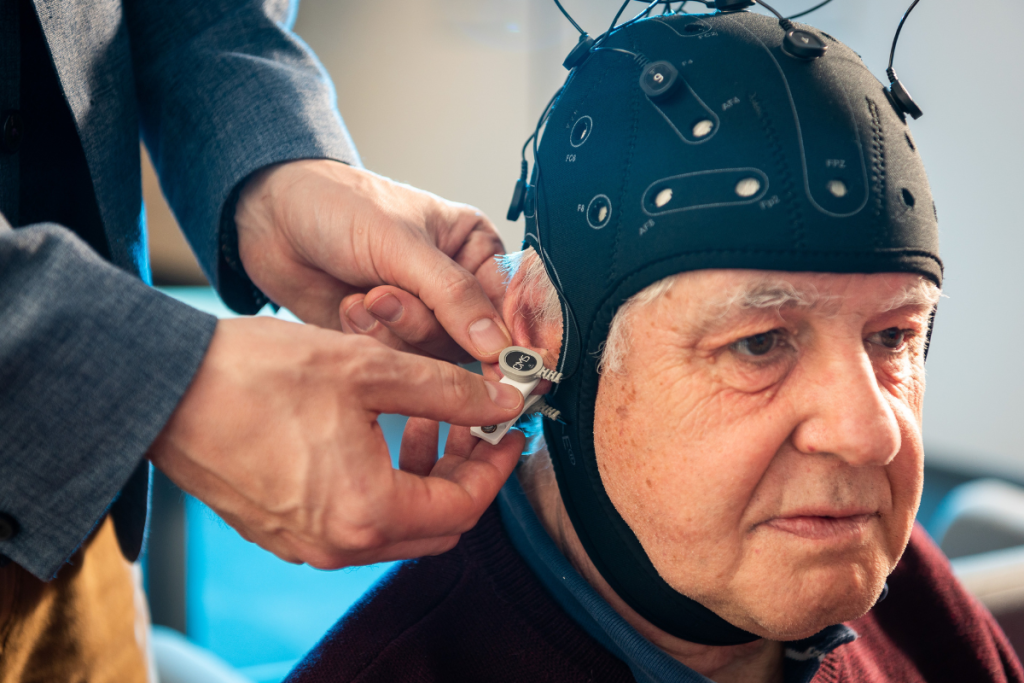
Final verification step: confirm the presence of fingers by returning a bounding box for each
[375,225,512,363]
[429,424,487,479]
[343,205,509,362]
[473,251,508,311]
[357,348,524,427]
[340,292,473,364]
[339,294,421,355]
[362,286,474,363]
[450,225,507,310]
[384,428,525,540]
[399,418,440,477]
[272,428,524,570]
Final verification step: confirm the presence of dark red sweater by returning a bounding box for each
[285,505,1023,683]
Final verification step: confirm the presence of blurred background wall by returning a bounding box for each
[142,0,1024,677]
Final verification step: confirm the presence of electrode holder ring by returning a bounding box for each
[564,34,596,70]
[714,0,755,11]
[782,29,828,60]
[498,346,562,383]
[639,61,680,102]
[888,77,923,120]
[472,347,562,444]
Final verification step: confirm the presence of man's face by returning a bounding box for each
[593,269,937,640]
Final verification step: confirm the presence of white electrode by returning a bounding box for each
[471,347,561,445]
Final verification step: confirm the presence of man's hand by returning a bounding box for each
[149,317,526,568]
[235,160,511,363]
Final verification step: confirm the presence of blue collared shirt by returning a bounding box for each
[498,472,857,683]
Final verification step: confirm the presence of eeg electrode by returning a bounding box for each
[886,0,925,119]
[471,347,562,445]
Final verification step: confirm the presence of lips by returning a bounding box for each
[763,512,877,541]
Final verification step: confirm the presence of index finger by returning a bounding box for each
[356,343,523,427]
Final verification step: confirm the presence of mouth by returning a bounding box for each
[762,513,877,541]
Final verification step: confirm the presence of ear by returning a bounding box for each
[499,266,563,375]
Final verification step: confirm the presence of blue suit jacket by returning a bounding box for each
[0,0,358,579]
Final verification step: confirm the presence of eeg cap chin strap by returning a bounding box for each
[518,9,941,645]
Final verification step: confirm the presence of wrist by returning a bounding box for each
[234,159,356,276]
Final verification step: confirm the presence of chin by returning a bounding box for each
[710,560,889,641]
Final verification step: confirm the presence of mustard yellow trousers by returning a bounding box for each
[0,517,152,682]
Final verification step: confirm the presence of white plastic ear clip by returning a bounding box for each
[471,347,561,445]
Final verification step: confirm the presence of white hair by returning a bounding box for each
[497,249,562,328]
[498,247,676,374]
[498,248,941,375]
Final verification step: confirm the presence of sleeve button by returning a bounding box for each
[0,513,20,541]
[2,112,24,153]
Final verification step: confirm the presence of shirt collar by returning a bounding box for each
[497,470,857,683]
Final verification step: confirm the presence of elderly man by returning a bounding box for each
[286,7,1023,683]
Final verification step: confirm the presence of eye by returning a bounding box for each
[868,327,907,350]
[732,330,781,357]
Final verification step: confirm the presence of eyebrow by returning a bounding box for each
[695,276,941,334]
[878,279,943,311]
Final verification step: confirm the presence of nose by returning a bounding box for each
[790,345,901,467]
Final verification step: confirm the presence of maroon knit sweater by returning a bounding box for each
[285,505,1024,683]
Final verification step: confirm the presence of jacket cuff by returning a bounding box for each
[217,170,270,314]
[0,224,217,579]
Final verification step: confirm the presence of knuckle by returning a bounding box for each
[438,265,481,306]
[405,315,442,346]
[329,518,388,554]
[347,527,388,553]
[437,363,474,406]
[378,301,436,345]
[326,498,393,554]
[340,337,393,386]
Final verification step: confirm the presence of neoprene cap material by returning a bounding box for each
[521,9,941,645]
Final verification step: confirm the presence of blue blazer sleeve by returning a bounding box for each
[0,217,217,579]
[124,0,361,313]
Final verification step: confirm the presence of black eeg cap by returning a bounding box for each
[716,0,755,11]
[522,10,940,645]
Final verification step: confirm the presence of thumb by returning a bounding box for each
[381,234,512,364]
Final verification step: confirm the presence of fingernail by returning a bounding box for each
[367,293,403,323]
[469,318,511,356]
[344,301,377,332]
[486,381,523,410]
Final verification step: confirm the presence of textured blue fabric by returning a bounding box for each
[498,472,858,683]
[0,0,358,579]
[123,0,360,310]
[0,222,217,579]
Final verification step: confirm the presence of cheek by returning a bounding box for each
[593,355,797,591]
[884,392,925,556]
[873,364,926,556]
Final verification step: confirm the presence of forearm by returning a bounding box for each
[124,0,359,313]
[0,222,216,579]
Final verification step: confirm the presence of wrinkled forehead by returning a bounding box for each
[661,269,941,323]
